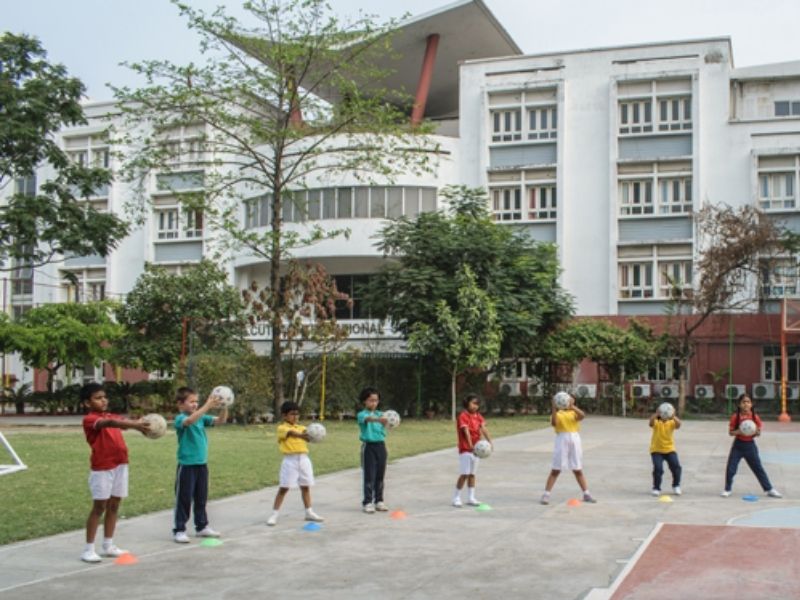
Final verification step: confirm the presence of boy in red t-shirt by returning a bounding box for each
[452,394,492,507]
[80,382,149,563]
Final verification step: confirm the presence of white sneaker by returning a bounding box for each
[720,490,732,497]
[767,489,783,498]
[582,493,597,504]
[363,503,376,514]
[672,486,682,496]
[101,544,128,557]
[80,549,102,563]
[266,513,278,527]
[466,498,481,506]
[452,497,463,507]
[375,501,389,512]
[651,489,660,496]
[305,509,324,522]
[174,531,190,543]
[197,526,221,538]
[540,493,550,505]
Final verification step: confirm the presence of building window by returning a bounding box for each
[527,106,557,140]
[14,175,36,197]
[659,261,692,298]
[658,97,692,132]
[759,172,795,210]
[619,180,654,215]
[619,262,653,298]
[245,187,437,227]
[491,109,522,142]
[761,258,799,299]
[775,101,800,117]
[763,345,800,382]
[647,357,683,381]
[184,210,203,238]
[333,274,371,320]
[527,185,557,220]
[492,188,522,221]
[618,162,692,217]
[156,209,179,239]
[619,99,653,135]
[618,79,692,136]
[659,177,692,214]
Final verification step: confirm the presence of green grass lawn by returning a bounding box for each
[0,416,547,545]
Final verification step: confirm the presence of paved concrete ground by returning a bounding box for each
[0,417,798,599]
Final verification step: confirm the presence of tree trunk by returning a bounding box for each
[271,185,284,416]
[677,357,689,417]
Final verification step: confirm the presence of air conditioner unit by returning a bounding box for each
[752,382,776,400]
[656,384,679,399]
[725,384,747,400]
[573,384,597,399]
[694,384,714,399]
[787,384,800,401]
[499,381,521,397]
[632,383,651,398]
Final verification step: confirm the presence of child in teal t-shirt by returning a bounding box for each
[172,386,227,543]
[357,387,388,513]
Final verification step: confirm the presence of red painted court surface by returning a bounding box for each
[609,524,800,600]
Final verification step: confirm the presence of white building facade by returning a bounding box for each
[4,0,800,392]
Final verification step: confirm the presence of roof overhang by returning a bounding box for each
[226,0,521,120]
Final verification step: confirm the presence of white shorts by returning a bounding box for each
[458,451,480,475]
[279,454,315,488]
[88,464,129,500]
[551,432,583,471]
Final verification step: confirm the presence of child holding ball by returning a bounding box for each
[267,401,324,526]
[172,386,227,543]
[721,394,782,498]
[540,392,596,505]
[357,386,389,514]
[80,382,151,563]
[648,405,682,496]
[452,394,492,507]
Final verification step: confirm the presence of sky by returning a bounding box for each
[5,0,800,101]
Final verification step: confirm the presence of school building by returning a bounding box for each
[3,0,800,408]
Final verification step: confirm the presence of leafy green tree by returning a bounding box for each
[543,318,663,414]
[0,302,123,393]
[408,265,502,420]
[115,260,246,375]
[113,0,438,408]
[368,185,573,359]
[0,33,129,268]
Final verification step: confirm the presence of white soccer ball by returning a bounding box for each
[141,413,167,439]
[658,402,675,420]
[553,391,571,410]
[211,385,235,407]
[384,409,401,429]
[473,440,492,459]
[306,422,326,443]
[739,419,757,436]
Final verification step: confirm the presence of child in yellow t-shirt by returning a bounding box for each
[540,392,596,505]
[266,401,324,526]
[649,407,683,496]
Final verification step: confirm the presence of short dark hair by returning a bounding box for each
[175,386,196,404]
[80,382,105,403]
[359,386,380,403]
[281,401,300,415]
[463,393,480,408]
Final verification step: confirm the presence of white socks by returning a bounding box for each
[468,487,477,503]
[453,488,462,502]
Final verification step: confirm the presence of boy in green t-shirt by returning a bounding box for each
[356,387,389,513]
[173,386,227,543]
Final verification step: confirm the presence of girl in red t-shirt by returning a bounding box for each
[721,394,781,498]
